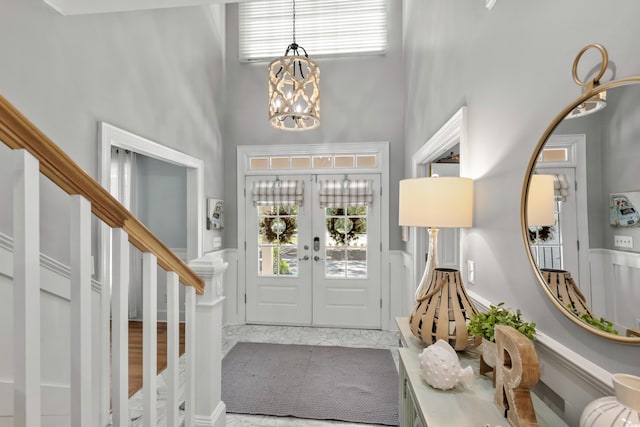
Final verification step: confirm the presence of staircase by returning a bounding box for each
[0,94,227,427]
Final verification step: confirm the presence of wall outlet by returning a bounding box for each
[213,236,222,250]
[614,235,633,249]
[467,260,475,284]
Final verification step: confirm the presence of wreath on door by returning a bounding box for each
[260,207,297,244]
[528,225,554,243]
[326,209,367,245]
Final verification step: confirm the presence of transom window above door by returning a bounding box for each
[248,154,378,171]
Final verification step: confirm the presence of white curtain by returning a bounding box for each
[110,148,140,319]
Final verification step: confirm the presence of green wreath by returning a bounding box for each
[528,225,554,243]
[326,211,367,245]
[260,208,297,244]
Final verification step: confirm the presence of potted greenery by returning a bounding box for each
[567,304,619,335]
[467,302,537,369]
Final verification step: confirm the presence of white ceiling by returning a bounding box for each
[43,0,253,15]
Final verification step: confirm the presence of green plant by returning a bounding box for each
[567,305,619,335]
[467,302,536,342]
[277,258,291,275]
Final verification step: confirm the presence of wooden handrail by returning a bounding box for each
[0,94,204,294]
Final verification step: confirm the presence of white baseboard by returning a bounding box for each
[193,401,226,427]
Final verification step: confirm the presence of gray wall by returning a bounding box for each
[403,0,640,418]
[0,0,226,263]
[137,154,188,249]
[551,83,640,253]
[222,1,404,250]
[601,84,640,250]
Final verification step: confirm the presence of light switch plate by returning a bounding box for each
[614,235,633,249]
[467,260,475,284]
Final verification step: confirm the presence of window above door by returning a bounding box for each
[239,0,388,61]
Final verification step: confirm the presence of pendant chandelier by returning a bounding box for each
[268,0,320,131]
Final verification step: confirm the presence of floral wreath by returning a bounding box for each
[528,225,554,243]
[326,215,366,245]
[260,208,297,244]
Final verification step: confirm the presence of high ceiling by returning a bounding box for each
[44,0,254,15]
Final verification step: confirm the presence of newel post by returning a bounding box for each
[188,254,228,427]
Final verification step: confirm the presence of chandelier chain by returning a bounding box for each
[292,0,296,44]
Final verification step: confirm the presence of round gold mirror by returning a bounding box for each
[522,44,640,344]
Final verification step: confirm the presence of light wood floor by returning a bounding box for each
[111,321,186,398]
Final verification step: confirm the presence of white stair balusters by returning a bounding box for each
[166,271,181,427]
[184,285,197,427]
[69,195,93,425]
[112,228,130,426]
[142,252,158,426]
[13,149,41,427]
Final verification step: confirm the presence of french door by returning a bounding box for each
[245,174,381,328]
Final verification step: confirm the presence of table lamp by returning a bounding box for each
[527,174,555,227]
[399,176,480,350]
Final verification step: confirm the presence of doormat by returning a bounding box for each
[222,342,398,426]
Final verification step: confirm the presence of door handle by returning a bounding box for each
[298,255,310,261]
[314,255,323,261]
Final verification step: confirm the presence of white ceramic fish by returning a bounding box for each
[418,339,474,390]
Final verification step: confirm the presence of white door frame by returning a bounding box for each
[97,122,204,423]
[237,142,390,328]
[408,107,468,312]
[536,134,590,304]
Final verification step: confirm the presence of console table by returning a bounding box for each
[396,317,568,427]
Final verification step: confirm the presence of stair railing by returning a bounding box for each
[0,94,222,427]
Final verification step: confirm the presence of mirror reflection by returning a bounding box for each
[528,82,640,339]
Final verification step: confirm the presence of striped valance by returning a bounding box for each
[252,180,304,206]
[554,174,569,202]
[319,179,373,208]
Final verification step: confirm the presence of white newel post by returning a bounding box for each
[188,254,228,427]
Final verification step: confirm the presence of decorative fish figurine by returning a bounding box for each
[418,339,475,390]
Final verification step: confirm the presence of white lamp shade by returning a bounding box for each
[527,174,555,226]
[399,177,473,228]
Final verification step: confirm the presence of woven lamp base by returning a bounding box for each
[409,268,481,351]
[541,268,592,316]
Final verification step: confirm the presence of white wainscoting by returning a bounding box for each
[0,232,102,425]
[589,248,640,333]
[388,250,414,330]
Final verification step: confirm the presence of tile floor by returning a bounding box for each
[125,324,400,426]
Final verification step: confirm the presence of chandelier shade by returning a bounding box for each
[268,53,320,131]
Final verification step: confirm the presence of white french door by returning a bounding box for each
[245,174,381,328]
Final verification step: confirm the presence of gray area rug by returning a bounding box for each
[222,342,399,426]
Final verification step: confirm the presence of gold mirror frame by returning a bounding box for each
[521,44,640,344]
